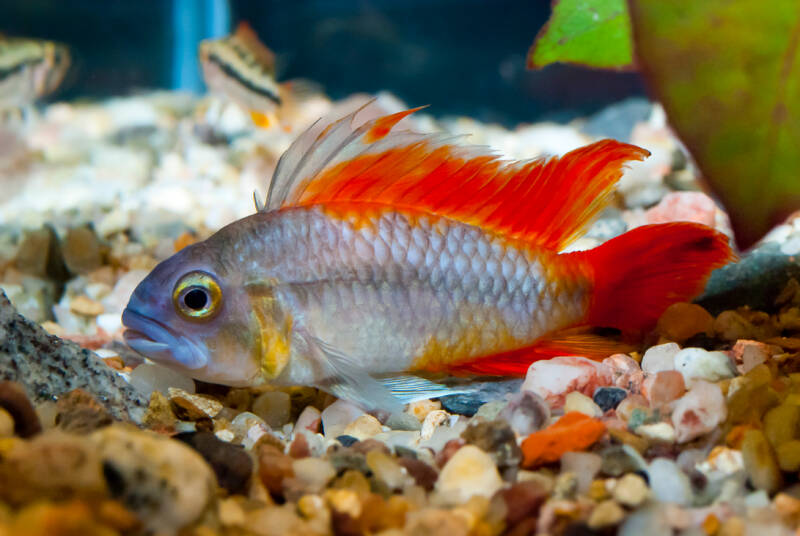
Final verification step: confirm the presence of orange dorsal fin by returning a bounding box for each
[233,21,275,70]
[264,105,649,250]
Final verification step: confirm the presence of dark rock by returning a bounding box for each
[55,388,113,433]
[329,448,369,475]
[435,438,465,468]
[174,431,252,495]
[385,411,421,431]
[336,434,359,447]
[592,387,628,412]
[397,457,438,491]
[461,419,521,468]
[0,290,146,421]
[14,225,69,286]
[439,378,522,416]
[500,391,550,436]
[288,432,310,458]
[600,445,647,477]
[698,242,800,315]
[581,97,652,142]
[0,380,41,437]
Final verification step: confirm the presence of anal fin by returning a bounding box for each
[448,327,633,376]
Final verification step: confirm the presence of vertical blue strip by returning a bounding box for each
[171,0,231,92]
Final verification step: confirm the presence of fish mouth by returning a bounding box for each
[122,308,208,370]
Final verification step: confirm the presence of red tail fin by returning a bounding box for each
[574,223,735,334]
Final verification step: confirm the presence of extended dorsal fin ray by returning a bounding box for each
[263,105,649,251]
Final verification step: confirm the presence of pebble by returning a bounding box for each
[386,411,422,431]
[407,399,442,422]
[600,445,648,477]
[366,449,413,490]
[293,405,321,434]
[92,425,216,533]
[69,295,105,316]
[641,343,680,373]
[0,407,13,437]
[435,445,503,505]
[560,451,602,494]
[174,431,252,495]
[612,473,650,507]
[168,387,223,420]
[420,409,449,441]
[343,414,383,440]
[593,386,628,412]
[129,362,195,397]
[603,353,644,391]
[522,356,612,408]
[257,444,295,499]
[473,400,507,421]
[714,310,755,341]
[230,412,272,448]
[647,458,693,506]
[741,429,784,494]
[775,440,800,471]
[520,412,607,468]
[671,381,727,443]
[588,499,626,529]
[54,388,113,433]
[320,399,364,438]
[500,391,549,436]
[763,402,800,448]
[62,225,105,274]
[336,435,359,447]
[397,457,438,491]
[252,391,291,429]
[564,391,603,417]
[0,381,42,438]
[636,422,676,444]
[291,457,336,493]
[732,340,775,374]
[497,479,549,527]
[656,302,714,343]
[641,370,685,407]
[460,419,521,468]
[674,347,736,385]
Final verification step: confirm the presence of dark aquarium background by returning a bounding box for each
[0,0,646,125]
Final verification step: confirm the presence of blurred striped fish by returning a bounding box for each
[199,22,281,128]
[0,35,70,110]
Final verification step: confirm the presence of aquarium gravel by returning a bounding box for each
[2,88,800,535]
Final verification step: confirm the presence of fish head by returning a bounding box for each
[122,241,267,386]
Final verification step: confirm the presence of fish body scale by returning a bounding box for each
[223,206,592,381]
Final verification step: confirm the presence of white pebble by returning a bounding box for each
[251,391,291,429]
[560,451,602,493]
[674,348,735,385]
[636,422,676,443]
[420,409,449,440]
[435,445,503,505]
[564,392,603,417]
[292,458,336,493]
[320,399,364,438]
[672,381,726,443]
[647,458,693,506]
[641,343,680,373]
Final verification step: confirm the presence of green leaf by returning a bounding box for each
[529,0,635,70]
[628,0,800,248]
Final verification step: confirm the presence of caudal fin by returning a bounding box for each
[575,223,735,334]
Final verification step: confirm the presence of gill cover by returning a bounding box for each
[247,282,292,379]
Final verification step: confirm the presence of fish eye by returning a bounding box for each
[173,271,222,320]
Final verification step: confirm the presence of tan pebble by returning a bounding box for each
[718,516,745,536]
[774,492,800,518]
[325,488,362,518]
[218,497,246,526]
[407,399,441,422]
[636,422,676,444]
[367,449,413,490]
[589,479,610,501]
[292,457,336,492]
[607,427,649,454]
[587,499,625,529]
[763,403,800,448]
[342,414,382,440]
[297,494,327,519]
[168,387,223,420]
[435,445,503,505]
[420,409,449,440]
[0,408,13,437]
[657,302,714,343]
[141,391,177,429]
[564,392,602,417]
[612,473,649,507]
[40,321,64,336]
[405,508,470,536]
[776,440,800,471]
[741,429,783,494]
[97,499,141,532]
[69,295,104,316]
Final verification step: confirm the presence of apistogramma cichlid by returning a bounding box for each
[122,104,734,410]
[0,35,70,110]
[199,22,281,129]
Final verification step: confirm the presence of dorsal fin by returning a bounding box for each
[232,21,275,71]
[263,105,649,250]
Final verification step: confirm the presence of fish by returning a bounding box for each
[0,34,70,111]
[199,22,281,128]
[122,104,735,411]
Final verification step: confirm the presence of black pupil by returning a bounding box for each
[183,288,209,311]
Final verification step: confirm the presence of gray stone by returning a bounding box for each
[0,290,146,421]
[581,98,653,142]
[439,378,522,417]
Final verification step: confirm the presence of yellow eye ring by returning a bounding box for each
[172,271,222,320]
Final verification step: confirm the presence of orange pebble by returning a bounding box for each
[520,411,606,468]
[173,231,197,252]
[725,424,752,449]
[702,513,720,535]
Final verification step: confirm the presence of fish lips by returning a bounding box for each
[122,308,208,370]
